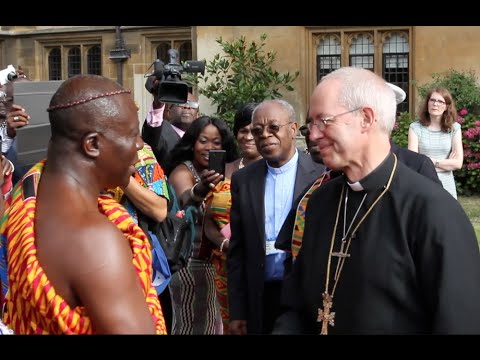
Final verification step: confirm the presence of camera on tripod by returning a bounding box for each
[145,49,205,104]
[0,65,18,86]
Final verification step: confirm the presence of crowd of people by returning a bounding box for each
[0,65,479,335]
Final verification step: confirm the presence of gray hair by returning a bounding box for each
[252,99,296,123]
[320,67,396,134]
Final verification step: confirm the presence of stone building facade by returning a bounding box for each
[1,26,479,129]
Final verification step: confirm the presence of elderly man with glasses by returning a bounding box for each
[273,67,480,335]
[275,82,441,280]
[227,99,325,335]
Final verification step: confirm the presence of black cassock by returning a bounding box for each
[274,152,480,334]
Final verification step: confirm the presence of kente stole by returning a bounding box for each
[291,172,330,259]
[2,160,166,334]
[205,179,232,230]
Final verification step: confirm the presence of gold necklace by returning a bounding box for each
[317,154,398,335]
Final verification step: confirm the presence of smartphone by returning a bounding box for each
[208,150,226,176]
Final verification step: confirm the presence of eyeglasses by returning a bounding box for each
[176,100,199,109]
[307,108,361,132]
[299,124,309,137]
[429,98,446,106]
[251,122,292,137]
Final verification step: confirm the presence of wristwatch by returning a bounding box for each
[435,161,440,168]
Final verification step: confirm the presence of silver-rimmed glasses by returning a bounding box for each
[307,108,361,132]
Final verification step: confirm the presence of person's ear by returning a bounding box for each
[83,132,100,158]
[360,107,375,131]
[290,121,298,139]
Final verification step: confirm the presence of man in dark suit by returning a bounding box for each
[227,99,326,335]
[141,75,199,169]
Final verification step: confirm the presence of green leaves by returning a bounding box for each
[418,69,480,112]
[391,112,413,148]
[185,33,299,128]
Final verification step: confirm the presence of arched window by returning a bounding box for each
[48,47,62,80]
[316,34,341,83]
[68,47,81,78]
[349,33,374,71]
[383,32,410,113]
[87,45,102,75]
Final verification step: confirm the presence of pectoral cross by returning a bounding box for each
[332,237,351,281]
[331,239,351,259]
[317,292,335,335]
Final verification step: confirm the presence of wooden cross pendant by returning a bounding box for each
[317,292,335,335]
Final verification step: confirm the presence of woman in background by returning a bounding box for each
[408,87,463,199]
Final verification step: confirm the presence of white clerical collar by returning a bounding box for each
[347,180,364,191]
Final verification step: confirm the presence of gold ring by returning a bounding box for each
[13,116,19,121]
[209,183,215,189]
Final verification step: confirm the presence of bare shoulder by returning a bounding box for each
[169,163,190,181]
[67,211,132,274]
[35,208,134,308]
[169,163,195,191]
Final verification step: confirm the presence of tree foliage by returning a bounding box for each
[186,33,299,127]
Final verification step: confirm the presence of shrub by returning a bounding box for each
[417,69,480,113]
[185,33,299,128]
[391,112,413,148]
[454,110,480,196]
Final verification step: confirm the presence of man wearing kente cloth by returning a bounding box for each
[273,67,480,335]
[1,75,166,334]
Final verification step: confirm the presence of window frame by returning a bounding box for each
[306,27,412,113]
[40,36,103,80]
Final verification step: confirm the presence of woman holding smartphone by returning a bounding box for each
[166,116,238,334]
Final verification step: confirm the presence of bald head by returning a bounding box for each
[48,75,135,141]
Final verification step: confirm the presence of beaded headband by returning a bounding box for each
[47,89,131,112]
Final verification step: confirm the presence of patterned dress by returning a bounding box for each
[1,161,167,334]
[168,160,222,334]
[109,144,171,295]
[204,179,232,333]
[409,121,460,199]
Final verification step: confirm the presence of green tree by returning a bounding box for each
[186,33,299,127]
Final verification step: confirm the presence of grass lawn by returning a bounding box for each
[458,195,480,244]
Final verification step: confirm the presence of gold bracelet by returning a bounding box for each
[220,238,229,253]
[190,183,204,202]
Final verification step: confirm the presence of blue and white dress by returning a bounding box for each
[409,121,461,199]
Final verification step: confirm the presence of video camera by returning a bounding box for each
[145,49,205,104]
[0,65,18,86]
